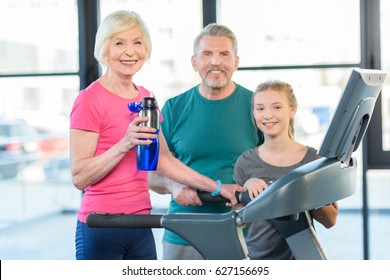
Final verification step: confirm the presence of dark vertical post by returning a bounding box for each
[360,0,381,260]
[78,0,100,91]
[202,0,217,27]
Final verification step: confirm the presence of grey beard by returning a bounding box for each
[205,78,228,89]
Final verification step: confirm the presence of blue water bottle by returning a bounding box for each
[128,97,160,170]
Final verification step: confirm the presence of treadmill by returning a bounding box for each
[87,68,387,260]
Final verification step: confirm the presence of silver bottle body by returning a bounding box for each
[139,108,160,130]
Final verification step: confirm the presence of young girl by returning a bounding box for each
[233,80,338,260]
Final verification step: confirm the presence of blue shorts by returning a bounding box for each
[75,220,157,260]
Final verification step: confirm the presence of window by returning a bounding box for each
[219,0,360,67]
[0,0,80,224]
[0,0,78,74]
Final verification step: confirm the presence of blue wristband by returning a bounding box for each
[211,180,222,197]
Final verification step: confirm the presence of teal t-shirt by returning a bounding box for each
[161,83,263,245]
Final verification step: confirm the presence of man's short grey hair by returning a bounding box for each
[193,23,238,55]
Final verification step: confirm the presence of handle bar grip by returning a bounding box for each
[197,191,251,205]
[86,213,163,228]
[197,192,298,221]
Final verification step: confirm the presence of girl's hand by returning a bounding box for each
[244,178,269,200]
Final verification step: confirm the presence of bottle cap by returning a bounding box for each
[141,97,159,108]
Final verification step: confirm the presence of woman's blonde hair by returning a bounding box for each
[253,80,298,139]
[94,10,152,67]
